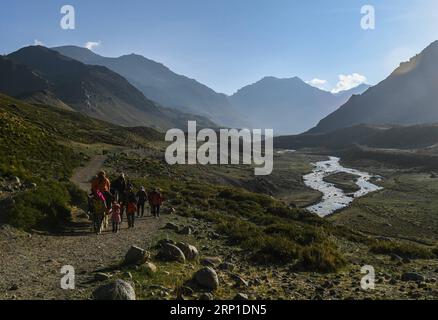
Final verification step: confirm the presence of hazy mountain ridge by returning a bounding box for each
[309,41,438,134]
[1,46,216,130]
[229,76,369,134]
[53,46,241,127]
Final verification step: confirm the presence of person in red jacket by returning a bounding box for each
[148,188,164,218]
[126,200,137,229]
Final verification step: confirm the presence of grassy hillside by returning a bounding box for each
[0,94,161,229]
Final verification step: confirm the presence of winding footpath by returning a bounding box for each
[0,155,163,300]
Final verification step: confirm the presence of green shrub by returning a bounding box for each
[65,182,88,209]
[264,223,325,245]
[370,241,435,259]
[5,181,72,230]
[252,236,300,264]
[298,242,346,273]
[432,247,438,258]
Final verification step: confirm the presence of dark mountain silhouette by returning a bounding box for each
[275,122,438,151]
[309,41,438,134]
[0,55,48,96]
[53,45,240,127]
[3,46,215,130]
[229,76,368,135]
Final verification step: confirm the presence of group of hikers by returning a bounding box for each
[88,171,164,234]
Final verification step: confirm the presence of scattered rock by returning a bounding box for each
[194,267,219,291]
[401,272,425,282]
[11,176,21,186]
[9,284,18,291]
[157,239,176,247]
[164,222,179,232]
[219,262,235,271]
[180,226,194,235]
[176,242,199,261]
[142,262,157,274]
[92,280,136,300]
[178,286,194,297]
[229,273,249,288]
[94,273,111,282]
[199,293,214,300]
[149,285,170,292]
[390,254,403,262]
[124,246,150,265]
[201,257,222,267]
[209,232,221,239]
[234,293,249,300]
[158,243,186,263]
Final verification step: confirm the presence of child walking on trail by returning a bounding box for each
[126,200,137,229]
[111,201,121,233]
[148,188,164,218]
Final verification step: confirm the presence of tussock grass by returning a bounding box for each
[370,240,435,259]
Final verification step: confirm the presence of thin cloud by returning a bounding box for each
[331,73,367,93]
[306,78,328,90]
[34,39,44,46]
[85,41,101,51]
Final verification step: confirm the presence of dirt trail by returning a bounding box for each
[71,155,107,192]
[0,155,164,300]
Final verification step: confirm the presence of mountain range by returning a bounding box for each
[52,46,241,127]
[309,40,438,134]
[1,46,216,130]
[3,40,438,136]
[229,76,370,134]
[53,46,372,134]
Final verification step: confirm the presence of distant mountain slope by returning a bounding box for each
[53,45,240,127]
[334,83,371,100]
[309,41,438,134]
[4,46,215,130]
[275,123,438,151]
[229,76,368,135]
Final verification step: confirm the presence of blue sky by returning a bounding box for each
[1,0,437,94]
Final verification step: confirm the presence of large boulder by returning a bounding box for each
[158,243,186,263]
[176,242,199,261]
[194,267,219,291]
[92,280,136,300]
[124,246,150,265]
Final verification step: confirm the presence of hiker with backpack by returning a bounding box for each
[90,190,107,235]
[136,186,148,218]
[111,173,127,203]
[91,170,112,210]
[148,188,164,218]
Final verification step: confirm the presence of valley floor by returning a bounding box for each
[1,149,437,300]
